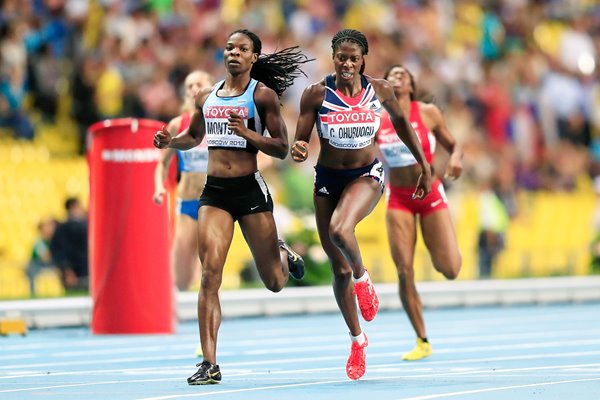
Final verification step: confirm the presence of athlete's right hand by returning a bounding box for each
[291,140,309,162]
[153,126,171,149]
[413,162,433,200]
[153,187,166,205]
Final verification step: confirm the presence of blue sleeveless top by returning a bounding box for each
[202,78,262,153]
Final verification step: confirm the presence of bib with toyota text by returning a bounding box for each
[317,74,381,150]
[202,79,262,153]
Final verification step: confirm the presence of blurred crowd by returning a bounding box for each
[1,0,600,280]
[26,197,88,295]
[1,0,598,188]
[0,0,600,291]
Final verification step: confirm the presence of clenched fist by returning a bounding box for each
[153,126,171,149]
[291,140,309,162]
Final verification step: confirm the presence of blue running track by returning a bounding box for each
[1,303,600,399]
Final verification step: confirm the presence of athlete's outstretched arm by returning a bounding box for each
[153,111,179,198]
[291,83,322,162]
[153,147,177,204]
[153,116,181,203]
[371,77,432,198]
[228,85,288,159]
[154,90,210,150]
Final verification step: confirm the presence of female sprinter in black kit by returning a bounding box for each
[154,29,311,385]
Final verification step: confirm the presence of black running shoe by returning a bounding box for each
[187,361,221,385]
[278,239,305,280]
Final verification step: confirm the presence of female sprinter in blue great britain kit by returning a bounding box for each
[291,29,432,380]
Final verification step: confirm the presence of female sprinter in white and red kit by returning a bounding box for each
[377,64,463,361]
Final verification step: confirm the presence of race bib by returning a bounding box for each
[180,146,208,172]
[379,141,416,167]
[204,106,249,148]
[326,110,377,149]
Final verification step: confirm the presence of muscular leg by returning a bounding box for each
[329,178,382,279]
[421,209,461,280]
[197,206,234,364]
[386,208,426,339]
[239,212,288,292]
[315,196,361,336]
[173,214,201,291]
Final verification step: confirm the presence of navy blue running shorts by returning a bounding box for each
[314,158,385,200]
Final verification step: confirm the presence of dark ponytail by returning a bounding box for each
[229,29,313,98]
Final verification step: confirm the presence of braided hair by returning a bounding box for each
[228,29,313,98]
[331,29,369,74]
[383,64,416,101]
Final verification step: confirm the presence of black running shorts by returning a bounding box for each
[199,171,274,221]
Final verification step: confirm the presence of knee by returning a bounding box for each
[440,254,462,280]
[329,223,353,249]
[396,268,416,298]
[443,268,459,280]
[174,278,189,292]
[200,268,222,292]
[265,279,285,293]
[394,256,414,283]
[332,264,353,283]
[397,266,413,287]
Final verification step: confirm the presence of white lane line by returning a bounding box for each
[0,354,193,371]
[218,362,600,380]
[4,310,599,352]
[53,344,199,358]
[3,331,600,364]
[4,325,600,359]
[396,377,600,400]
[0,366,192,380]
[0,334,200,352]
[137,380,351,400]
[4,348,600,379]
[241,338,600,356]
[0,354,37,361]
[0,378,181,393]
[2,360,599,394]
[436,328,600,344]
[3,337,600,371]
[251,310,600,337]
[136,376,600,400]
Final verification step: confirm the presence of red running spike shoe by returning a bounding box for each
[346,333,368,380]
[353,270,379,321]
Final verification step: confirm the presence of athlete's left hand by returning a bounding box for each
[291,140,309,162]
[228,111,248,138]
[413,162,433,200]
[444,154,463,180]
